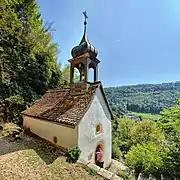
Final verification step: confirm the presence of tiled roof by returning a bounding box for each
[22,84,99,127]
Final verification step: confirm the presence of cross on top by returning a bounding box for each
[83,11,88,22]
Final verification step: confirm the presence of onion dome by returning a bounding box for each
[71,12,98,58]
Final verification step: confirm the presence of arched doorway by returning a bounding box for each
[95,143,104,168]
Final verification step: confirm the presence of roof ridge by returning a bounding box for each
[47,88,70,93]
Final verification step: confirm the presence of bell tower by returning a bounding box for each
[68,11,100,85]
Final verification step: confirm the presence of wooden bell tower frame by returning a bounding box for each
[68,53,100,84]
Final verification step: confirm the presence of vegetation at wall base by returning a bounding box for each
[66,146,81,163]
[84,167,96,176]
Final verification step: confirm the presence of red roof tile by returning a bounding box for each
[22,82,113,127]
[22,84,99,126]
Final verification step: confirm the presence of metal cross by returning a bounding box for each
[83,11,88,21]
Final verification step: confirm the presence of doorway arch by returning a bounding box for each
[95,142,104,167]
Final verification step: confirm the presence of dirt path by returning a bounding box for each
[0,135,104,180]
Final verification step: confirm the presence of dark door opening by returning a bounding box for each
[95,143,104,168]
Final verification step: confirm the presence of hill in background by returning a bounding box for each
[105,81,180,115]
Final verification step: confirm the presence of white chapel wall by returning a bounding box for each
[78,87,112,168]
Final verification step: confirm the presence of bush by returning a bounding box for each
[112,138,123,159]
[125,142,163,178]
[66,146,81,163]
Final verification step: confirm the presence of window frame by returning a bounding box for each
[95,123,102,135]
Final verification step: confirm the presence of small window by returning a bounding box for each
[53,136,57,144]
[96,124,102,135]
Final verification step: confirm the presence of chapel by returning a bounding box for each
[22,12,112,168]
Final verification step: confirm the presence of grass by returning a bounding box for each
[0,131,105,180]
[131,112,161,121]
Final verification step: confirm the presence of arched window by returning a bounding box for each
[73,67,80,82]
[88,68,94,82]
[96,123,102,135]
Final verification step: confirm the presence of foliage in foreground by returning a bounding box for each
[112,99,180,179]
[66,146,81,163]
[125,142,162,179]
[0,0,67,124]
[112,117,164,158]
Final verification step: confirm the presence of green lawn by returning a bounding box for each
[131,112,161,120]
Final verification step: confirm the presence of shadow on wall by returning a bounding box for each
[0,133,65,165]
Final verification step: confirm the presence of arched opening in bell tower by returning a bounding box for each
[72,62,85,83]
[73,67,80,83]
[89,62,98,83]
[88,68,94,82]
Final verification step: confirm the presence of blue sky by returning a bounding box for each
[37,0,180,87]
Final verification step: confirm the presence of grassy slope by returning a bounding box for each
[0,134,105,180]
[131,112,162,120]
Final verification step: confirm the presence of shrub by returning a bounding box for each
[66,146,81,163]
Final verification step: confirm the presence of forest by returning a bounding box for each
[0,0,68,124]
[105,81,180,115]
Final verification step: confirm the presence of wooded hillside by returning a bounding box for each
[105,81,180,114]
[0,0,65,124]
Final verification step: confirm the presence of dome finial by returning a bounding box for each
[71,11,98,58]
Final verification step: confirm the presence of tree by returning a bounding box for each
[60,63,81,87]
[125,142,163,179]
[130,120,164,145]
[0,0,62,123]
[60,63,71,87]
[159,99,180,179]
[112,137,123,159]
[112,118,135,157]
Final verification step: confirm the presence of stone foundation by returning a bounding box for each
[77,160,123,180]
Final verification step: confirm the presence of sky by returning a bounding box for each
[37,0,180,87]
